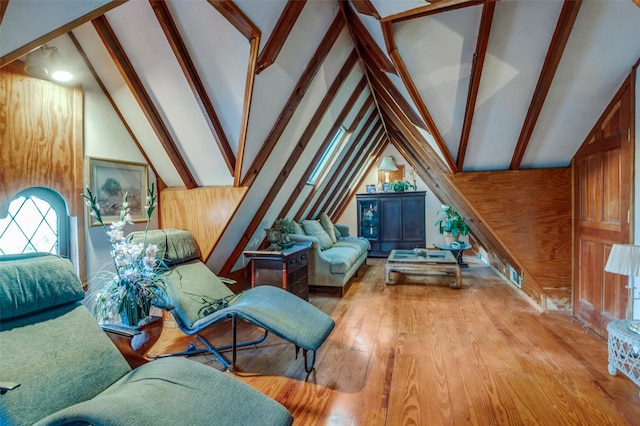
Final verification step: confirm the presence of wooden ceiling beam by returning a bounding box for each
[381,20,456,172]
[361,48,426,131]
[339,0,393,160]
[382,0,486,23]
[367,69,449,174]
[457,0,495,170]
[332,130,386,220]
[328,127,385,219]
[68,30,162,184]
[0,0,9,27]
[317,114,380,216]
[219,63,363,276]
[150,0,236,177]
[379,96,521,272]
[256,0,307,74]
[206,0,259,40]
[92,15,198,189]
[205,1,261,186]
[291,81,370,221]
[241,12,345,187]
[1,1,125,67]
[342,1,396,75]
[297,94,374,219]
[349,0,380,19]
[510,0,582,170]
[272,49,359,221]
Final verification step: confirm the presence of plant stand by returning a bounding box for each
[102,315,163,368]
[607,319,640,397]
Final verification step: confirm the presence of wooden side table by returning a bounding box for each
[244,242,312,300]
[607,319,640,396]
[102,315,163,369]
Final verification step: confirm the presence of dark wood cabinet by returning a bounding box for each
[357,191,426,257]
[243,242,311,300]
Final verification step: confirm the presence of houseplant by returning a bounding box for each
[83,182,168,327]
[435,204,469,244]
[390,179,411,192]
[273,218,296,249]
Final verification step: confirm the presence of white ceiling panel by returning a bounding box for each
[72,22,184,186]
[242,0,339,177]
[0,0,111,57]
[464,0,562,171]
[370,0,429,19]
[394,6,482,160]
[168,0,249,153]
[523,0,640,168]
[235,0,287,53]
[106,1,235,186]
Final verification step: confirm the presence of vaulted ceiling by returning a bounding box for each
[2,0,640,279]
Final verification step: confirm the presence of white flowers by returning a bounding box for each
[83,182,166,326]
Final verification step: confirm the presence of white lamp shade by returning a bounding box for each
[604,244,640,276]
[378,156,397,171]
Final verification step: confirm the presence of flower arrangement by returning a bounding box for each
[435,204,469,238]
[83,182,167,327]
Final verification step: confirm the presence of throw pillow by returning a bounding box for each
[301,220,333,250]
[319,213,337,244]
[334,226,342,239]
[290,220,304,235]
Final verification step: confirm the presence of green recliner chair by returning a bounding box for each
[0,252,293,426]
[127,229,336,373]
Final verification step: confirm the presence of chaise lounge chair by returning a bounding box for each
[0,252,293,426]
[127,229,335,373]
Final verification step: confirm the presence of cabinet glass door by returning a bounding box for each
[359,200,379,240]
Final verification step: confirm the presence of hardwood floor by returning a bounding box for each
[151,257,640,425]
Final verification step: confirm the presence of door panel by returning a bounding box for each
[573,81,632,335]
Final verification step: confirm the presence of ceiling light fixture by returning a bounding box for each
[24,45,73,82]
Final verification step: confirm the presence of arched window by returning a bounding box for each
[0,187,70,257]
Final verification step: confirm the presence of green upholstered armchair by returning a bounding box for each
[0,252,292,426]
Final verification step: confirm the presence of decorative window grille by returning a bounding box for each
[0,188,69,257]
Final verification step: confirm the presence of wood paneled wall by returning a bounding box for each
[0,67,85,277]
[450,168,572,309]
[159,186,247,262]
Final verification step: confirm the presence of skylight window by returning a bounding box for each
[307,126,347,185]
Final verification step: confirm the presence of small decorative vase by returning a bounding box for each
[120,298,151,327]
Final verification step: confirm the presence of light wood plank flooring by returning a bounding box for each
[151,257,640,425]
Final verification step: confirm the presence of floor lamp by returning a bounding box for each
[605,244,640,334]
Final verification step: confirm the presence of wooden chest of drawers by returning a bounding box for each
[243,242,311,300]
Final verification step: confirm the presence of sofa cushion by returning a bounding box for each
[301,220,333,250]
[322,246,361,274]
[0,253,85,321]
[290,220,304,236]
[320,213,338,244]
[334,238,370,253]
[333,226,342,239]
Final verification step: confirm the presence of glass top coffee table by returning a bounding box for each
[385,249,462,288]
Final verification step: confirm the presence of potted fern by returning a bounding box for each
[435,204,469,244]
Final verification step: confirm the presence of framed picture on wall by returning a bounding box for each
[88,157,149,226]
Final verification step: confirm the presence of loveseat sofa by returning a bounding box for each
[287,214,369,296]
[0,252,293,426]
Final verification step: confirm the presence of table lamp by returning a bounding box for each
[378,156,397,184]
[604,244,640,334]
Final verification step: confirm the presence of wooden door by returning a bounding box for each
[573,80,633,335]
